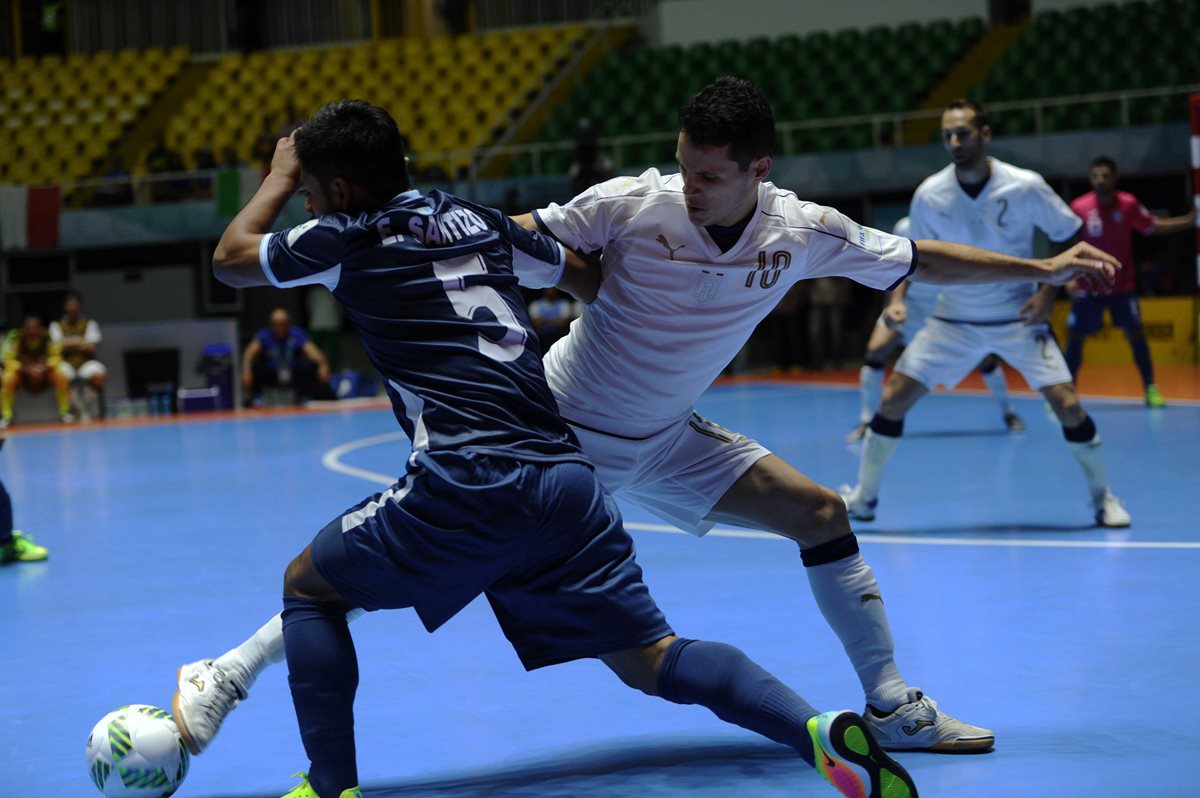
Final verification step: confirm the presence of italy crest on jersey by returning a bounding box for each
[693,269,723,303]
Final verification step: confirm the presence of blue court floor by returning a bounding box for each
[2,382,1197,797]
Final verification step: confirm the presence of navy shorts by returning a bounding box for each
[310,450,673,670]
[1068,292,1142,335]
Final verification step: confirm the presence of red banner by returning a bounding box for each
[25,184,61,249]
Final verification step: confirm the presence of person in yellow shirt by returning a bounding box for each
[1,312,72,428]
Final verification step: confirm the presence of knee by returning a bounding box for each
[282,549,323,599]
[282,555,307,597]
[810,485,849,537]
[604,637,673,697]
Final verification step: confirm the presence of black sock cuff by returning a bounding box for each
[864,359,886,371]
[656,637,695,704]
[869,414,904,438]
[801,534,860,567]
[1063,415,1097,443]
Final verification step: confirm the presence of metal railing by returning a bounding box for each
[476,0,657,30]
[455,82,1200,179]
[9,82,1197,207]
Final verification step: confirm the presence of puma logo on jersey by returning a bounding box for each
[189,677,205,692]
[656,234,686,261]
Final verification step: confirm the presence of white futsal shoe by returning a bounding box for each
[1094,490,1132,528]
[865,689,994,752]
[172,659,246,754]
[838,484,877,522]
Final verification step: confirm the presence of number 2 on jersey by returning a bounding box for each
[432,254,527,362]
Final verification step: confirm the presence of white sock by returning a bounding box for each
[857,429,901,503]
[980,365,1014,415]
[1066,433,1108,502]
[859,365,885,424]
[215,609,366,694]
[215,614,285,694]
[806,551,908,711]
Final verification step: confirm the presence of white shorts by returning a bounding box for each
[58,361,106,382]
[896,317,1072,391]
[567,411,770,537]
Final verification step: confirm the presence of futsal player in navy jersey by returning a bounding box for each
[201,100,916,798]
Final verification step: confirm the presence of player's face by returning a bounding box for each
[676,132,770,228]
[299,172,334,217]
[64,296,81,319]
[1089,165,1117,197]
[941,109,989,167]
[271,312,289,338]
[21,317,43,341]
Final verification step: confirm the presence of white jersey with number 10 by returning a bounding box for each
[526,168,915,436]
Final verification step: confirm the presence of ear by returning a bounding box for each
[330,177,351,212]
[751,155,772,182]
[980,124,992,145]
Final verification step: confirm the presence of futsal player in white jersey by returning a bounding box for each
[847,217,1024,441]
[840,99,1132,528]
[176,79,1118,759]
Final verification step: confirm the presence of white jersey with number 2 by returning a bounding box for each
[526,168,916,435]
[909,157,1081,323]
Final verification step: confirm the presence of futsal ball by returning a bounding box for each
[85,704,190,797]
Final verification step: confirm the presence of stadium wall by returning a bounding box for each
[653,0,1149,46]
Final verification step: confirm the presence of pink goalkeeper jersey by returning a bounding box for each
[1070,190,1156,295]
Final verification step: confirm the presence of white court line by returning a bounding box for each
[320,433,1200,552]
[321,431,409,485]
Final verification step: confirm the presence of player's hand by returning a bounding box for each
[1018,291,1053,326]
[1043,242,1118,291]
[269,131,302,184]
[882,303,907,330]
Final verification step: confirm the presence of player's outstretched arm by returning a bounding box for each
[511,212,601,303]
[1149,207,1197,236]
[912,239,1118,290]
[213,135,302,288]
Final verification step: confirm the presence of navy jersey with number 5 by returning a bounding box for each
[259,189,585,463]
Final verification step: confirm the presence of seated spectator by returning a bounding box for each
[527,287,579,355]
[145,133,183,202]
[1,312,72,427]
[219,147,247,170]
[277,103,304,138]
[93,154,134,206]
[49,290,106,421]
[568,118,615,197]
[241,308,331,406]
[193,145,217,171]
[251,116,277,167]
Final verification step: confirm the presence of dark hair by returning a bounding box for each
[21,309,45,325]
[64,289,82,303]
[1090,155,1118,172]
[945,98,988,129]
[293,100,411,199]
[678,77,776,170]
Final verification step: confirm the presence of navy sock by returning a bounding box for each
[0,479,12,547]
[282,596,359,797]
[1063,415,1097,443]
[657,638,817,765]
[1126,332,1155,387]
[869,413,904,438]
